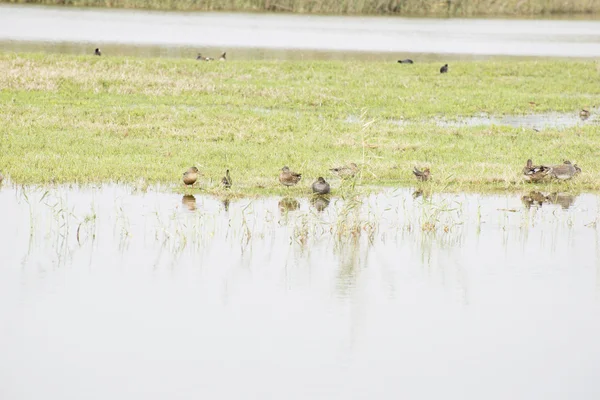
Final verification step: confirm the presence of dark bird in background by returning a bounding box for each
[197,53,214,61]
[440,64,448,73]
[219,52,227,61]
[94,48,102,56]
[397,59,414,64]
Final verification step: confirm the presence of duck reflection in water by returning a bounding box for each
[181,194,197,211]
[521,191,577,210]
[278,197,300,213]
[222,198,230,212]
[311,195,330,212]
[545,192,577,209]
[521,191,547,209]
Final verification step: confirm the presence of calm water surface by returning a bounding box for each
[1,4,600,59]
[1,183,599,399]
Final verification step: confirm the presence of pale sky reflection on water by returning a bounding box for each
[0,184,599,399]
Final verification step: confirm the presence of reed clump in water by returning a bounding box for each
[2,0,600,16]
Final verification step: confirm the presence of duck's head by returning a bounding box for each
[317,177,325,183]
[281,166,290,172]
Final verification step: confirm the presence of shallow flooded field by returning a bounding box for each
[1,183,599,399]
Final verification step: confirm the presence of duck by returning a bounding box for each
[580,109,590,120]
[548,161,581,180]
[312,177,331,195]
[329,162,358,179]
[221,169,232,189]
[94,48,101,56]
[522,159,550,182]
[279,166,302,187]
[440,64,448,73]
[219,52,227,61]
[413,166,430,182]
[196,53,214,61]
[182,166,199,186]
[397,59,414,64]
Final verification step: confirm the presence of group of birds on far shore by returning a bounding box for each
[398,58,448,74]
[93,47,227,61]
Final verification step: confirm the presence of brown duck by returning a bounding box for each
[580,109,590,120]
[182,167,199,186]
[279,166,302,187]
[330,162,358,179]
[413,167,430,182]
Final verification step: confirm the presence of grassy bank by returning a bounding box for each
[0,53,599,194]
[2,0,600,17]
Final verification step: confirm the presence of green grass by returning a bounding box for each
[3,0,600,17]
[0,52,599,195]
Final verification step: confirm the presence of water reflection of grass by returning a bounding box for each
[4,0,599,16]
[1,53,599,193]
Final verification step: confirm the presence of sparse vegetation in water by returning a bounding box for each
[0,53,599,193]
[2,0,600,17]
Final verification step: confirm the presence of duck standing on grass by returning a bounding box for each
[440,64,448,73]
[94,48,101,56]
[182,167,199,187]
[221,169,232,189]
[330,162,358,179]
[279,166,302,187]
[580,109,590,120]
[312,177,330,195]
[548,161,581,181]
[197,53,214,61]
[413,167,430,182]
[522,159,550,182]
[398,59,413,64]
